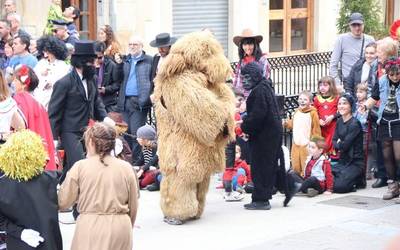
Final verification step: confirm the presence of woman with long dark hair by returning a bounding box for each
[232,28,270,98]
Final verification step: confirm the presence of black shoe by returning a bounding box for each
[146,183,160,191]
[356,178,367,189]
[244,201,271,210]
[283,182,301,207]
[372,178,388,188]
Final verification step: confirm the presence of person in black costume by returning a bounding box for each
[0,130,62,250]
[240,62,297,210]
[332,93,364,193]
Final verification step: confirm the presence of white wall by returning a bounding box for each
[395,0,400,19]
[228,0,268,60]
[313,0,340,52]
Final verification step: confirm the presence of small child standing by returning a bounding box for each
[223,145,251,201]
[44,0,68,35]
[354,83,369,133]
[313,76,340,157]
[283,90,321,176]
[133,125,160,190]
[290,135,334,197]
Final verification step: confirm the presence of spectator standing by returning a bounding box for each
[9,35,38,68]
[52,19,79,47]
[6,13,30,38]
[0,19,12,62]
[329,12,375,90]
[12,65,57,171]
[368,37,399,188]
[363,57,400,200]
[2,0,16,16]
[58,122,138,250]
[232,28,270,98]
[344,42,377,97]
[33,35,70,109]
[149,32,176,95]
[117,35,152,163]
[97,25,122,60]
[94,41,121,112]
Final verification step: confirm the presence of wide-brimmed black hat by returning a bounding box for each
[72,40,96,56]
[150,33,177,48]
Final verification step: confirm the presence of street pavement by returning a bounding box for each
[60,177,400,250]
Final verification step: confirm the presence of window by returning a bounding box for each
[62,0,97,40]
[269,0,314,55]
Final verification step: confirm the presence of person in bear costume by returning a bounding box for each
[153,31,236,225]
[240,62,296,210]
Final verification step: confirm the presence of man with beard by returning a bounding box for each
[240,62,298,210]
[48,40,111,184]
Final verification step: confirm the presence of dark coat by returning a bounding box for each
[344,58,365,97]
[98,57,122,109]
[48,68,108,139]
[241,79,282,201]
[0,171,62,250]
[150,55,161,94]
[117,52,153,111]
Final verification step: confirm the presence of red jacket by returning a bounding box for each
[14,92,57,171]
[304,156,333,191]
[223,159,252,185]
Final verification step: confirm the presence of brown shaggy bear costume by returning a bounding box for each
[153,31,236,225]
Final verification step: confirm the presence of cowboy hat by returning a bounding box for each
[233,28,263,46]
[150,33,177,48]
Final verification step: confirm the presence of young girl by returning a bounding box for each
[313,76,339,157]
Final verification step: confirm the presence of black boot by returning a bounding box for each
[283,182,301,207]
[372,178,388,188]
[244,201,271,210]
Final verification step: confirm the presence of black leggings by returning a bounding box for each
[382,140,400,181]
[290,172,323,193]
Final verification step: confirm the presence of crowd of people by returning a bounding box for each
[0,0,399,248]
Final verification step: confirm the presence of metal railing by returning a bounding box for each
[148,52,332,149]
[231,51,332,149]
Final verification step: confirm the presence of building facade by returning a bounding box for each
[4,0,400,61]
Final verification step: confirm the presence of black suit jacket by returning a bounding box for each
[99,57,122,107]
[48,68,107,139]
[150,55,161,94]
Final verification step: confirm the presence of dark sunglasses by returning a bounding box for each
[350,23,362,27]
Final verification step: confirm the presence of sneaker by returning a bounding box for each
[306,188,319,197]
[244,201,271,210]
[224,191,244,202]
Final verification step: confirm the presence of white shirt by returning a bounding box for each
[77,71,88,99]
[33,59,71,109]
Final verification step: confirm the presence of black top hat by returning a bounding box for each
[72,40,96,56]
[150,33,177,48]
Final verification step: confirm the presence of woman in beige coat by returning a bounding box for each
[58,122,138,250]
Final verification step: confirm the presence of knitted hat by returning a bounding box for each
[136,125,156,140]
[241,62,263,83]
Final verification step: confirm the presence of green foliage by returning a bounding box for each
[337,0,388,39]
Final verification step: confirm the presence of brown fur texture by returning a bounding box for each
[154,31,235,221]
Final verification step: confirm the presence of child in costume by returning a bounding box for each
[223,145,251,201]
[313,76,340,157]
[283,90,321,176]
[133,124,160,190]
[0,130,62,250]
[290,135,333,197]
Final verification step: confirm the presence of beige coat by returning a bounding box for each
[58,155,138,250]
